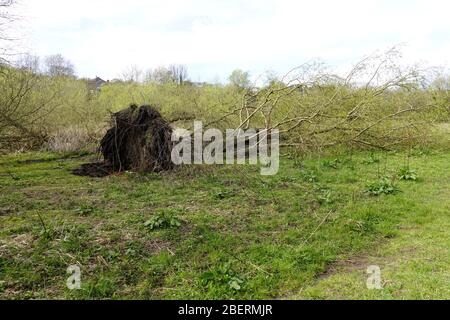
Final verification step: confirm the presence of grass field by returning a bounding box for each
[0,144,449,299]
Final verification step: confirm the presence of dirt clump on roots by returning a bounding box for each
[73,104,174,177]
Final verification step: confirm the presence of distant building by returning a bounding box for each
[87,76,107,93]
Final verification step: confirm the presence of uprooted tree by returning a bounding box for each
[204,48,442,152]
[73,104,174,177]
[101,104,173,171]
[73,48,446,177]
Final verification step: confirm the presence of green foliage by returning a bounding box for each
[398,167,418,181]
[228,69,251,89]
[200,262,244,292]
[82,277,117,299]
[316,188,334,205]
[2,57,447,154]
[365,177,400,196]
[411,147,432,156]
[294,247,329,272]
[345,212,382,235]
[144,209,182,230]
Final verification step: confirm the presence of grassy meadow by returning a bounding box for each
[1,127,449,299]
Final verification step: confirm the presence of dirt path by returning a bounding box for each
[292,191,450,299]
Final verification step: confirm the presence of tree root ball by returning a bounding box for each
[73,104,174,177]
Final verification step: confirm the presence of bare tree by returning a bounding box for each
[210,48,437,151]
[144,66,171,84]
[44,54,76,77]
[431,74,450,91]
[120,64,143,82]
[0,0,18,64]
[144,64,188,85]
[17,54,40,73]
[168,64,188,85]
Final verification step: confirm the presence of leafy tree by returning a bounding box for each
[228,69,251,89]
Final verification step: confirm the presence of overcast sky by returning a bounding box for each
[18,0,450,82]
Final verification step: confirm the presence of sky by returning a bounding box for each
[15,0,450,82]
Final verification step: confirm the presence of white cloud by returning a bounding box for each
[19,0,450,81]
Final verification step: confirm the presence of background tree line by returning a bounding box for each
[0,1,448,153]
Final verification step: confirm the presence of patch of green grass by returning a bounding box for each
[200,261,244,294]
[74,205,96,216]
[362,153,380,165]
[294,193,450,300]
[0,149,449,299]
[321,158,340,169]
[299,169,319,183]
